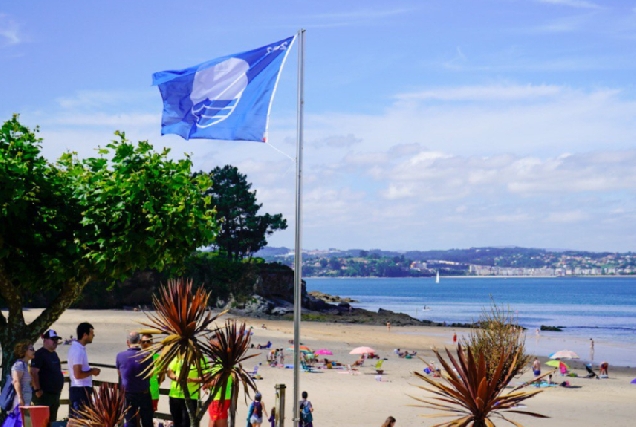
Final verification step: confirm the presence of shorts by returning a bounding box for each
[533,370,541,376]
[208,399,232,420]
[250,415,263,424]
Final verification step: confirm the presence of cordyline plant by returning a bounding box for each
[72,383,127,427]
[462,301,532,383]
[142,278,258,427]
[411,344,549,427]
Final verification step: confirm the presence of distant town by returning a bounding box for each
[255,246,636,277]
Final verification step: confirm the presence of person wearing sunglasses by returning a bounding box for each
[11,341,35,409]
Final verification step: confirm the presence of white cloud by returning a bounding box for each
[0,15,20,46]
[24,81,636,252]
[396,84,563,102]
[56,90,156,110]
[537,0,601,9]
[545,211,588,222]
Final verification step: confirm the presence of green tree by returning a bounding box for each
[201,165,287,260]
[0,116,217,379]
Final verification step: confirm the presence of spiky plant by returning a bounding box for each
[411,344,549,427]
[202,320,259,427]
[71,383,127,427]
[142,278,224,427]
[462,301,532,382]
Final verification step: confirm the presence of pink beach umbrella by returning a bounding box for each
[314,349,333,355]
[349,346,376,355]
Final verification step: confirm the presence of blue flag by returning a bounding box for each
[153,36,295,142]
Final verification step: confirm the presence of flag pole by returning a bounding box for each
[292,28,305,427]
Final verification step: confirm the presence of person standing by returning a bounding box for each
[299,391,313,427]
[68,322,101,418]
[532,357,541,380]
[249,392,267,427]
[452,331,457,344]
[168,357,207,427]
[11,341,35,409]
[116,331,154,427]
[589,338,595,363]
[140,333,161,412]
[32,330,64,423]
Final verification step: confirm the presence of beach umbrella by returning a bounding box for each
[287,345,312,353]
[349,346,376,355]
[314,349,333,355]
[550,350,579,359]
[546,360,569,369]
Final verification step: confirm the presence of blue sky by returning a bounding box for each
[2,1,636,252]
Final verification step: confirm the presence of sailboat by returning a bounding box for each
[435,270,440,284]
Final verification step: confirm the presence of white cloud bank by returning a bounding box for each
[22,83,636,252]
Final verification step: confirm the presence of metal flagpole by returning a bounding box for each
[292,28,305,427]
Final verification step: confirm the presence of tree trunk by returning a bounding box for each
[0,269,90,381]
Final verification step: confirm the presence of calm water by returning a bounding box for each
[305,276,636,366]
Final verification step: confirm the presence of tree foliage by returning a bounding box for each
[461,301,532,382]
[411,344,548,427]
[200,165,287,260]
[0,115,217,379]
[142,279,257,427]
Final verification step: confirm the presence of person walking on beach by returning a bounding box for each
[31,330,64,423]
[140,333,161,412]
[299,391,313,427]
[249,392,268,427]
[452,331,457,344]
[589,338,595,363]
[11,340,35,410]
[532,357,541,381]
[116,331,154,427]
[386,321,391,332]
[68,322,101,418]
[381,416,396,427]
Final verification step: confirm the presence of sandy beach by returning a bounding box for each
[21,308,636,427]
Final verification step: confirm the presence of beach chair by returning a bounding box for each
[301,360,315,373]
[248,365,260,379]
[374,360,385,375]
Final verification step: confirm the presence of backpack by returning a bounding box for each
[253,401,263,418]
[0,373,16,411]
[300,401,312,424]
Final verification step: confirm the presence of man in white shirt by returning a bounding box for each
[67,322,101,418]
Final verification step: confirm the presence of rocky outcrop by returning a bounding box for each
[308,291,357,303]
[226,268,470,327]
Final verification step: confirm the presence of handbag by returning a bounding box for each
[1,407,21,427]
[0,374,16,412]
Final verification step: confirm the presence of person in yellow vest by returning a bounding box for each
[140,334,161,412]
[167,357,207,427]
[207,364,233,427]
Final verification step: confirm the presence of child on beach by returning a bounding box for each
[267,407,276,427]
[249,392,267,427]
[299,391,313,427]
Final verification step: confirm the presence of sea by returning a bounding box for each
[305,276,636,367]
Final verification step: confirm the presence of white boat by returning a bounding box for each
[435,270,440,283]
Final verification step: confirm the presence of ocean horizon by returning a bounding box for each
[306,276,636,367]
